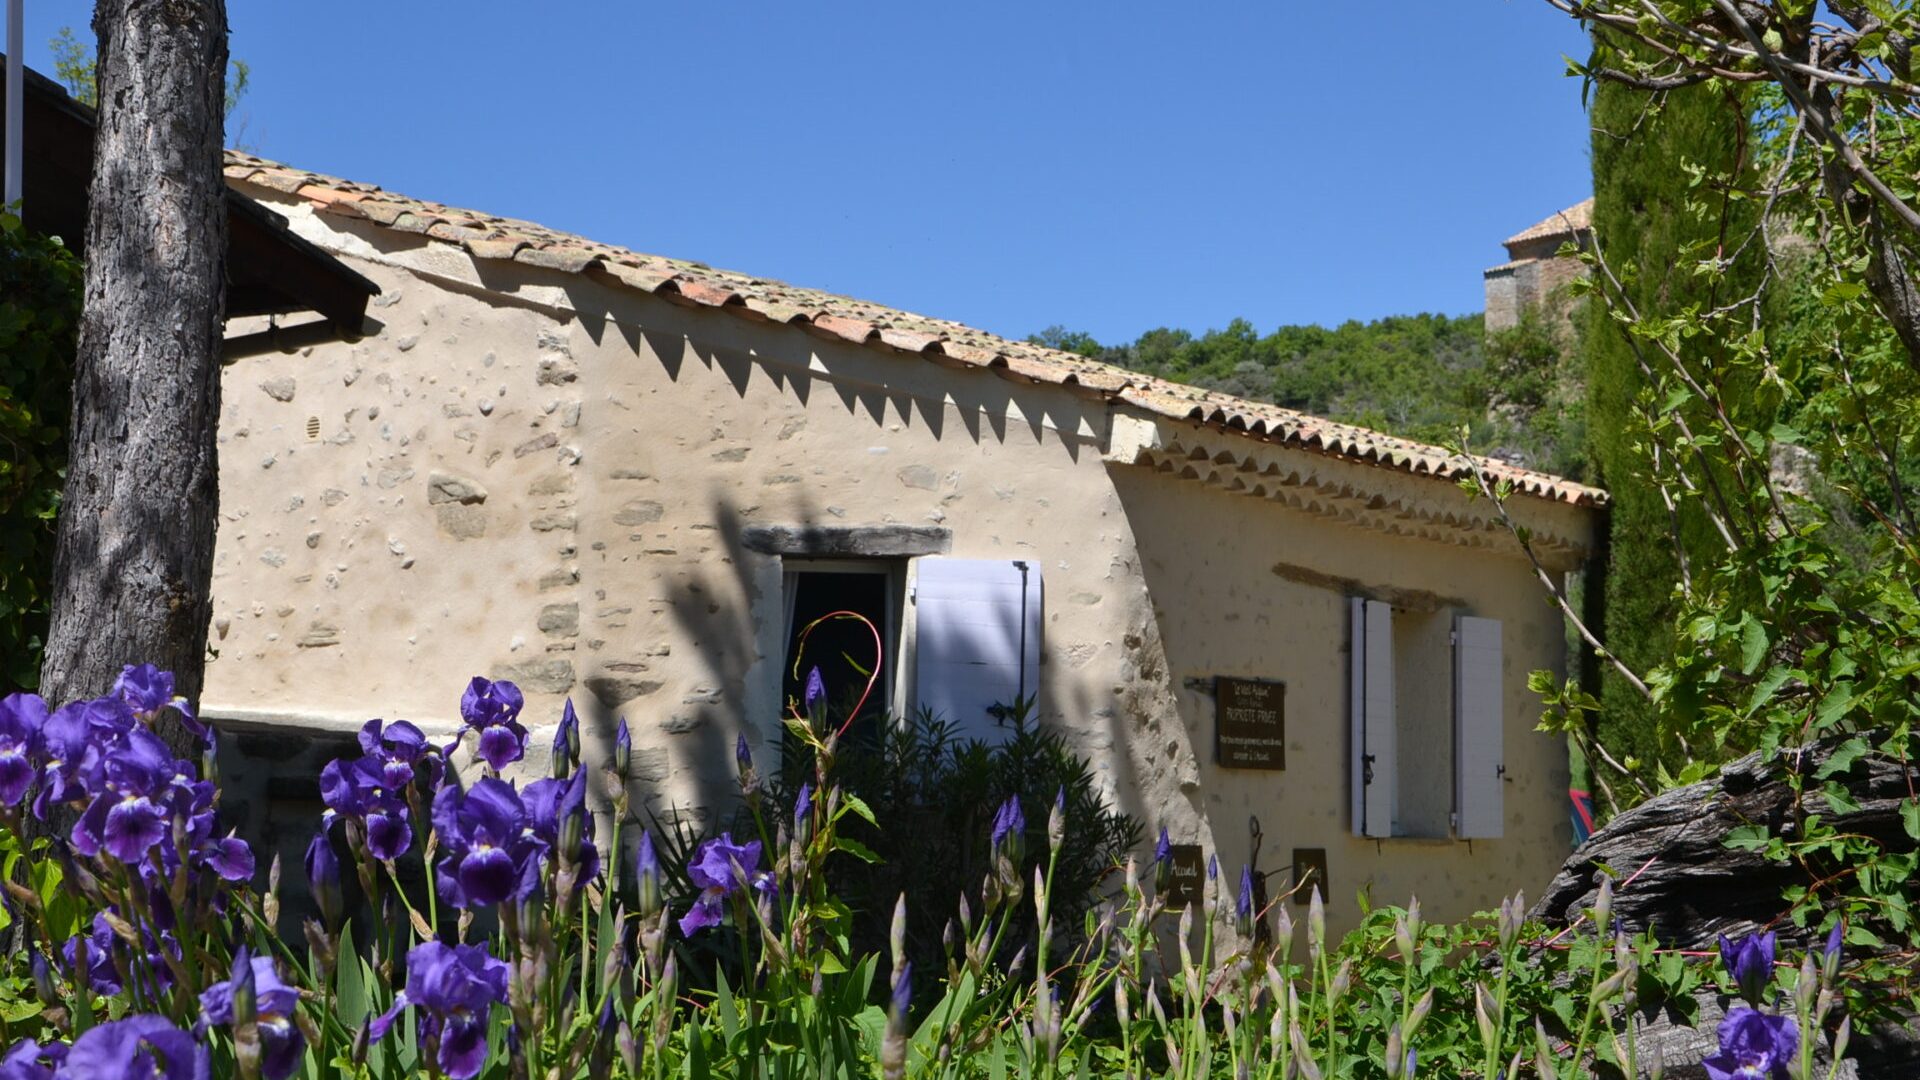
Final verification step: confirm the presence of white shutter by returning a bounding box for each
[914,558,1043,742]
[1453,615,1504,839]
[1349,598,1394,838]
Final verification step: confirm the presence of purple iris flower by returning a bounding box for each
[114,664,208,744]
[1719,931,1776,1007]
[457,678,527,771]
[1154,826,1171,865]
[1703,1008,1797,1080]
[202,830,255,883]
[369,941,509,1080]
[1824,921,1843,961]
[678,833,762,936]
[0,694,46,808]
[357,718,439,791]
[735,733,753,775]
[62,914,123,996]
[34,697,134,821]
[524,768,599,882]
[0,1038,67,1080]
[62,1015,207,1080]
[199,952,305,1080]
[69,725,180,864]
[318,754,413,861]
[990,795,1025,855]
[432,778,547,908]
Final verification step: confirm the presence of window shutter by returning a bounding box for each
[1349,598,1394,838]
[1453,615,1504,839]
[914,558,1043,742]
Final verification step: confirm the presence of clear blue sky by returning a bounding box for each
[23,2,1593,345]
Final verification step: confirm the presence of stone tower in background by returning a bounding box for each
[1483,198,1592,332]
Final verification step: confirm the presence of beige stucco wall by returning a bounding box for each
[206,191,1588,939]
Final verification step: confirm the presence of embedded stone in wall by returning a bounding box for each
[711,447,749,463]
[897,465,937,491]
[428,472,488,505]
[376,466,415,490]
[537,603,580,638]
[537,567,578,591]
[612,499,663,526]
[586,675,664,709]
[436,505,488,540]
[528,473,574,496]
[259,376,297,403]
[298,623,341,648]
[536,358,578,385]
[515,433,559,458]
[628,746,669,785]
[490,659,575,695]
[530,512,577,533]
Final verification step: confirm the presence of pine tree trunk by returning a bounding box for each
[38,0,229,754]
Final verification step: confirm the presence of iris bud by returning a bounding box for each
[1590,876,1613,937]
[1407,987,1435,1039]
[613,717,632,782]
[306,830,344,930]
[890,894,908,983]
[635,830,661,921]
[1152,826,1173,892]
[617,1022,638,1075]
[29,950,53,1004]
[1047,786,1066,855]
[1307,886,1326,956]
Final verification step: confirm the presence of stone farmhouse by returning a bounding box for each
[198,152,1606,937]
[1483,198,1593,332]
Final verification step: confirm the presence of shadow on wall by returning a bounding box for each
[540,290,1162,863]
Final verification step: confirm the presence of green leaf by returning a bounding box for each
[1744,666,1794,716]
[838,794,879,827]
[1726,824,1771,851]
[1740,617,1769,675]
[833,836,882,864]
[1815,736,1869,779]
[1814,682,1857,730]
[1901,800,1920,841]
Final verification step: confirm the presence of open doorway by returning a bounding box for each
[782,560,899,743]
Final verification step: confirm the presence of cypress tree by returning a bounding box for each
[1584,67,1757,783]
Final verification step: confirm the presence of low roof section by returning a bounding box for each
[1,58,376,330]
[221,150,1606,515]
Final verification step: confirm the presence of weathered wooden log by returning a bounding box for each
[1530,738,1918,1077]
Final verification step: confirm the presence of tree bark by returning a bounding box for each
[1530,738,1920,1077]
[38,0,229,755]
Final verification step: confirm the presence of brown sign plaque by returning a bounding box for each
[1215,676,1286,770]
[1293,848,1328,906]
[1164,844,1205,912]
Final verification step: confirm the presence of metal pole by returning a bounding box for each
[4,0,21,209]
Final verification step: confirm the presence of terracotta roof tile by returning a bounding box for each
[1503,197,1594,247]
[223,150,1606,509]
